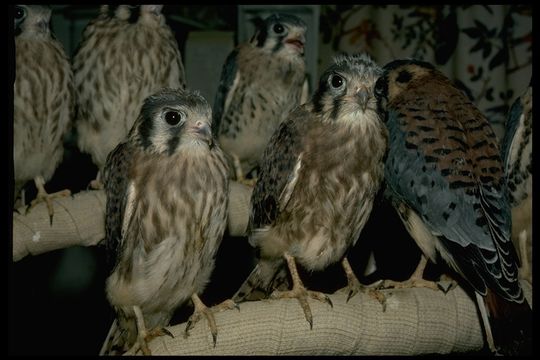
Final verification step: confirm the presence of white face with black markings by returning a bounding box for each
[133,88,214,155]
[312,53,383,123]
[251,13,307,56]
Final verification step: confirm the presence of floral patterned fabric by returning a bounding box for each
[319,5,532,139]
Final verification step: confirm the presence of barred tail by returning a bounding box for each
[99,319,123,356]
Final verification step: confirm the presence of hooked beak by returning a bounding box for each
[37,20,49,33]
[284,33,306,54]
[356,87,370,112]
[145,4,163,16]
[193,121,214,148]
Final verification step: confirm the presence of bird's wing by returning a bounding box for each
[249,108,308,235]
[501,89,526,175]
[236,108,308,302]
[102,141,133,272]
[384,96,522,302]
[300,76,310,105]
[212,47,240,135]
[500,86,532,206]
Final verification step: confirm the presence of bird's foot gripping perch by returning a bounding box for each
[25,175,71,226]
[381,255,440,292]
[269,252,333,330]
[129,306,174,355]
[231,153,258,187]
[342,257,387,311]
[183,294,239,347]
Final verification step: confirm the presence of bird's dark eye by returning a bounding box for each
[15,6,26,20]
[273,23,284,34]
[165,111,182,126]
[330,74,344,89]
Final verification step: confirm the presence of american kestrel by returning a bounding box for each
[14,4,73,224]
[501,83,532,284]
[232,53,388,328]
[74,5,186,189]
[101,88,234,355]
[212,13,309,183]
[374,59,531,355]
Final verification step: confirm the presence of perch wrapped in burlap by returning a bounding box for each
[125,281,532,355]
[11,181,532,355]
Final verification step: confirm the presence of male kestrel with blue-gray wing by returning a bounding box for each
[374,59,531,355]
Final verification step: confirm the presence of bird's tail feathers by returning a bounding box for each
[99,319,126,356]
[99,312,137,355]
[232,259,287,303]
[483,289,532,355]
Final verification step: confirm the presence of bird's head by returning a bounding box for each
[250,13,307,57]
[114,5,141,23]
[138,5,165,25]
[14,5,51,37]
[312,53,382,124]
[132,88,215,156]
[374,58,437,117]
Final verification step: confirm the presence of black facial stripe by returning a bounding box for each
[255,26,267,47]
[312,80,329,114]
[331,94,343,121]
[167,133,180,156]
[272,36,285,53]
[138,114,153,150]
[167,115,187,155]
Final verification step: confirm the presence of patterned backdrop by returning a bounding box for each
[318,5,532,139]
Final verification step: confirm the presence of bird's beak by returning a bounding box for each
[37,20,49,32]
[193,121,214,148]
[146,5,162,16]
[284,32,306,54]
[356,87,370,112]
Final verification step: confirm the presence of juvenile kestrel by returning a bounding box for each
[374,59,531,355]
[212,13,309,183]
[233,53,388,328]
[74,5,186,188]
[101,88,234,355]
[14,4,73,223]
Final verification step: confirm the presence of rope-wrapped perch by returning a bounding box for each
[127,281,531,355]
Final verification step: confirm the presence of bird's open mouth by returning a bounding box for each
[285,39,305,50]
